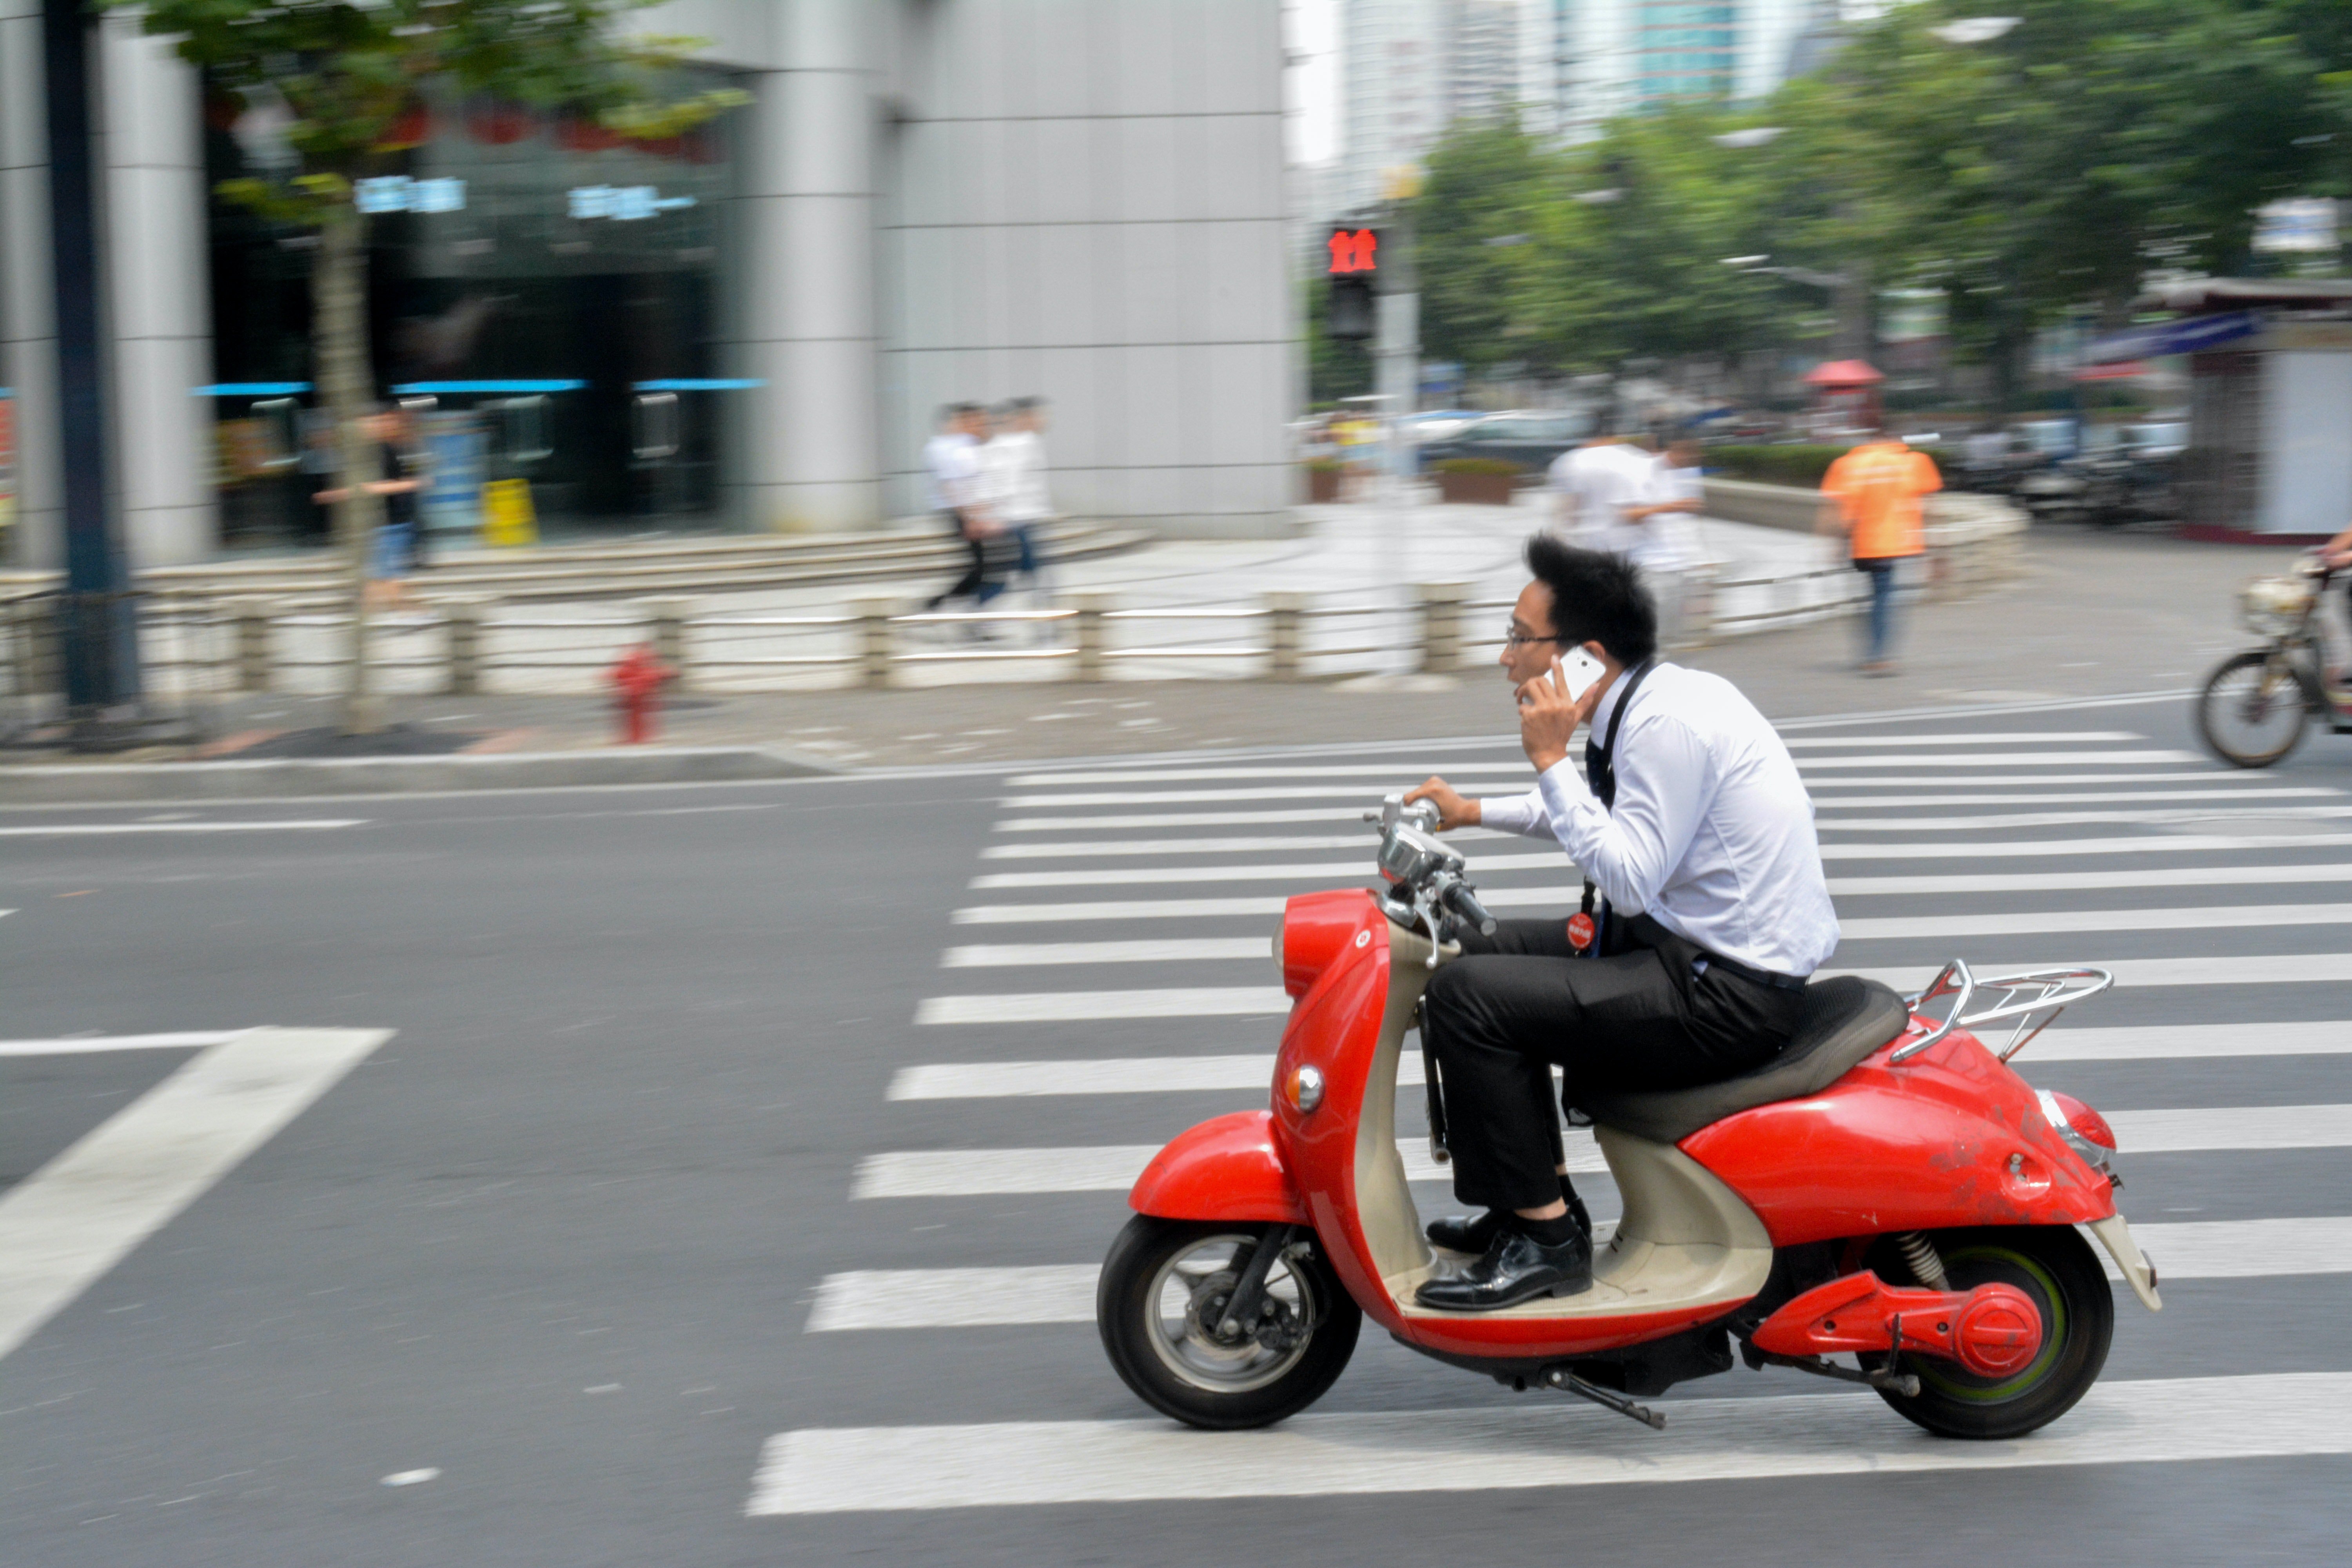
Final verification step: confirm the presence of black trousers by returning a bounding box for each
[933,510,1013,605]
[1424,915,1805,1211]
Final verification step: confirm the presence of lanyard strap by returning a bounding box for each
[1577,659,1657,944]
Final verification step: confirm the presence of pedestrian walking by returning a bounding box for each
[1547,432,1666,558]
[1633,435,1709,648]
[313,404,427,613]
[922,403,1005,627]
[982,397,1052,606]
[1818,425,1942,677]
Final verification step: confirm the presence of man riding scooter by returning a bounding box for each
[1403,539,1840,1310]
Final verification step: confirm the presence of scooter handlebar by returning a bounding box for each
[1442,881,1498,937]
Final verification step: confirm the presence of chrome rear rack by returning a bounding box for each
[1888,960,2115,1065]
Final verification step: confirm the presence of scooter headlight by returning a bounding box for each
[1285,1065,1325,1114]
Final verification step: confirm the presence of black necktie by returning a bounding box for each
[1584,735,1615,810]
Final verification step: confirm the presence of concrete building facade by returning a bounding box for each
[0,0,1297,569]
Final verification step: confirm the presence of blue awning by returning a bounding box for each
[2084,311,2260,364]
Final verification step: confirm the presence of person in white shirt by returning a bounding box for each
[1399,536,1838,1311]
[980,397,1052,591]
[1547,434,1666,557]
[922,403,1004,613]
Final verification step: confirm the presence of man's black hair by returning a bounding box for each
[1523,534,1658,666]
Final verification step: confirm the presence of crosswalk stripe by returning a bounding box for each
[848,1104,2349,1197]
[745,1371,2352,1513]
[1837,904,2352,940]
[973,837,2352,890]
[0,1031,246,1057]
[942,939,1271,968]
[800,1216,2352,1332]
[982,833,1458,861]
[998,808,1391,831]
[1840,955,2352,991]
[1828,862,2352,897]
[1795,770,2323,789]
[0,819,367,837]
[882,1022,2352,1100]
[1001,766,2212,808]
[915,988,1290,1024]
[1797,751,2201,769]
[1817,806,2352,832]
[953,897,1292,924]
[945,903,2352,964]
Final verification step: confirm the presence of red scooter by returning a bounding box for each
[1098,798,2161,1439]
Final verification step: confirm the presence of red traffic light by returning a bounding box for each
[1326,227,1379,276]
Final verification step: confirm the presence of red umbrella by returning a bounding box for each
[1803,359,1885,387]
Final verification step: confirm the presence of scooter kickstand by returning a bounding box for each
[1541,1365,1667,1431]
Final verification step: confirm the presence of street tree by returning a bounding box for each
[103,0,742,733]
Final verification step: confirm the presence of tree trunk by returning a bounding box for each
[314,206,383,735]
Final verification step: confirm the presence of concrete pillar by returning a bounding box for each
[1265,590,1307,681]
[1069,590,1112,684]
[644,596,691,687]
[729,0,880,534]
[1413,581,1466,674]
[1,0,62,569]
[98,13,215,565]
[443,598,483,696]
[234,597,274,691]
[851,593,895,688]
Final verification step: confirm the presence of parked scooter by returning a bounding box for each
[1098,797,2158,1439]
[2196,557,2352,767]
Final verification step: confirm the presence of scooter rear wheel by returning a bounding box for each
[1098,1216,1360,1430]
[1869,1225,2113,1441]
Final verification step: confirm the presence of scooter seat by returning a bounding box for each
[1579,976,1911,1145]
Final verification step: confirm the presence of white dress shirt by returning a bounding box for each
[924,432,980,513]
[980,430,1051,523]
[1478,661,1839,976]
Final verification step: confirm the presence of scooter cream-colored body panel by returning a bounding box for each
[1356,916,1776,1322]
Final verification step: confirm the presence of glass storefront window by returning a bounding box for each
[203,74,742,550]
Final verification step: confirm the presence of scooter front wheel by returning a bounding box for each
[1098,1216,1360,1430]
[1869,1225,2114,1441]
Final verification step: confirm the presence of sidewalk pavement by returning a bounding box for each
[0,524,2291,800]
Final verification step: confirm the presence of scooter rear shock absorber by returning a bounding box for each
[1897,1231,1949,1290]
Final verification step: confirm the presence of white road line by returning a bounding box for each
[0,1027,390,1361]
[943,939,1271,968]
[1839,902,2352,941]
[1840,955,2352,991]
[1001,784,1532,808]
[0,819,365,836]
[850,1134,1573,1198]
[981,833,1497,861]
[851,1103,2348,1200]
[915,988,1290,1025]
[1830,862,2352,897]
[1786,731,2145,748]
[1817,806,2352,832]
[973,837,2351,889]
[951,866,2352,922]
[1797,751,2201,769]
[801,1217,2352,1332]
[746,1371,2352,1513]
[1798,787,2341,808]
[882,1022,2352,1100]
[954,897,1291,925]
[2104,1103,2352,1154]
[992,787,2343,831]
[2034,1022,2352,1061]
[0,1031,244,1057]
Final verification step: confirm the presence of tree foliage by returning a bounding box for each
[1408,0,2352,391]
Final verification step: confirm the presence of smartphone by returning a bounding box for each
[1559,646,1606,702]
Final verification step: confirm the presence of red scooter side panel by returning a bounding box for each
[1128,1110,1308,1225]
[1681,1025,2116,1246]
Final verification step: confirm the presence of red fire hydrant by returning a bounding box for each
[609,643,675,744]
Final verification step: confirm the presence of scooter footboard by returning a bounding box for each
[1129,1110,1309,1224]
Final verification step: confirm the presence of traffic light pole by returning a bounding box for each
[1373,208,1418,479]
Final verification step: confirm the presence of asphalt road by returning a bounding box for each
[5,690,2351,1565]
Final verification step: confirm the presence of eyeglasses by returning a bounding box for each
[1501,628,1564,650]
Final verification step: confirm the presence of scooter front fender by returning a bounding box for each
[1129,1110,1308,1225]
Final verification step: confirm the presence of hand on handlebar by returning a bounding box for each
[1404,777,1479,831]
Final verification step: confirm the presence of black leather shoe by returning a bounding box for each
[1426,1191,1592,1255]
[1414,1227,1593,1311]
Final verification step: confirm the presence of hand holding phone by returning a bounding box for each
[1516,648,1610,771]
[1558,646,1607,703]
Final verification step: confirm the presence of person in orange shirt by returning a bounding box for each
[1818,428,1942,676]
